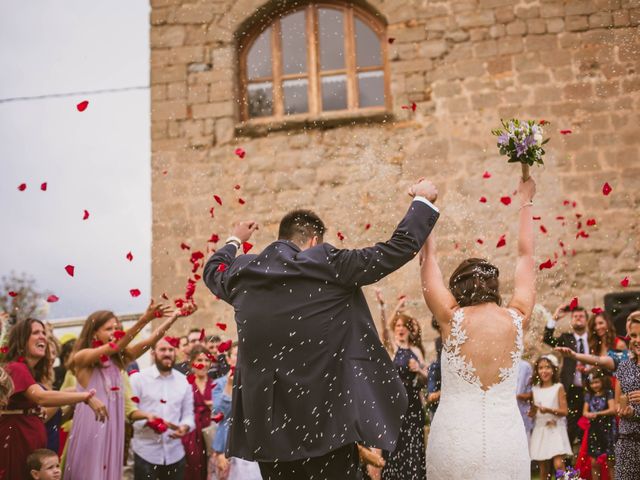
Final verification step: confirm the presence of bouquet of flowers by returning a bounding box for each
[555,467,585,480]
[492,119,549,180]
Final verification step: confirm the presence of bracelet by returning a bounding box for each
[225,236,241,248]
[519,202,534,209]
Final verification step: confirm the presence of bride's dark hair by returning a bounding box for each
[449,258,501,307]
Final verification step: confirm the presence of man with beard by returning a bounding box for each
[130,337,195,480]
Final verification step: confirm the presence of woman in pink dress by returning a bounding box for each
[64,301,171,480]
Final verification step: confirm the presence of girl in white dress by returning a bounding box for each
[529,355,572,479]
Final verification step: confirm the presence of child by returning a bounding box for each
[583,369,616,480]
[529,355,573,480]
[27,449,61,480]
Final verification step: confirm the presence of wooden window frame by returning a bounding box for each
[238,2,391,123]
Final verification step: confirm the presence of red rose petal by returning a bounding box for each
[192,362,205,370]
[533,216,541,220]
[234,147,246,159]
[602,182,612,196]
[476,238,484,244]
[539,120,549,126]
[76,100,89,112]
[539,259,554,270]
[46,294,59,303]
[620,276,630,288]
[162,170,168,175]
[92,339,104,348]
[217,340,233,353]
[500,196,511,206]
[164,336,180,348]
[212,412,224,423]
[187,374,196,384]
[577,221,582,229]
[540,225,548,234]
[568,297,580,310]
[482,171,491,179]
[160,399,167,404]
[194,274,201,281]
[17,356,25,363]
[108,342,118,350]
[199,328,206,342]
[209,233,220,243]
[99,355,109,363]
[126,251,134,262]
[40,182,47,191]
[128,369,139,376]
[496,235,506,248]
[337,231,345,241]
[591,307,604,314]
[365,223,371,230]
[131,396,140,403]
[8,291,17,297]
[238,198,246,205]
[0,346,9,354]
[401,102,417,111]
[216,322,227,331]
[110,386,120,391]
[209,207,215,218]
[174,298,185,308]
[242,242,253,254]
[217,264,227,272]
[191,251,204,263]
[214,195,222,205]
[560,129,572,135]
[130,288,141,297]
[388,37,395,44]
[65,265,75,277]
[576,230,589,239]
[234,184,241,190]
[82,209,90,220]
[17,183,27,191]
[161,292,169,300]
[479,196,487,203]
[114,330,126,340]
[180,242,191,250]
[556,216,565,221]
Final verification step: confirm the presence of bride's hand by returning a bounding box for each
[374,287,385,306]
[517,177,536,203]
[554,347,576,359]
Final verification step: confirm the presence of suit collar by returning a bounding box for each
[273,239,301,252]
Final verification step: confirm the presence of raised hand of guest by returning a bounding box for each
[231,220,259,243]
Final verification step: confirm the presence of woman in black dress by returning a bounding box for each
[375,290,427,480]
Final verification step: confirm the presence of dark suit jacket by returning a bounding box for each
[543,328,579,389]
[203,200,439,461]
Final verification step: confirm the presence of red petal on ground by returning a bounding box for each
[388,37,395,44]
[533,216,541,220]
[209,207,215,218]
[161,293,169,300]
[365,223,371,230]
[238,198,246,205]
[576,230,589,239]
[234,184,241,190]
[76,100,89,112]
[337,232,345,241]
[586,219,596,226]
[476,238,484,244]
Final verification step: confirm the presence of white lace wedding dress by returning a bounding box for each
[426,308,531,479]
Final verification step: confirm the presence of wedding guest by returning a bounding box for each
[374,289,427,480]
[516,359,534,437]
[0,365,14,407]
[556,314,640,479]
[211,343,262,480]
[64,301,171,480]
[529,355,572,480]
[130,337,195,479]
[0,318,107,480]
[582,369,616,480]
[182,344,215,480]
[589,311,628,365]
[175,328,204,375]
[177,336,189,363]
[27,448,61,480]
[42,331,63,453]
[206,335,230,380]
[426,321,442,417]
[53,337,75,391]
[543,302,591,445]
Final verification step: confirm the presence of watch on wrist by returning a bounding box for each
[225,236,241,248]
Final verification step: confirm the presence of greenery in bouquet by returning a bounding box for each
[492,119,550,167]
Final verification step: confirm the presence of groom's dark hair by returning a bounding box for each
[449,258,501,307]
[278,209,325,245]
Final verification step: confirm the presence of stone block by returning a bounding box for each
[519,71,551,84]
[151,65,187,85]
[469,27,490,42]
[187,84,209,104]
[506,19,527,35]
[167,82,187,100]
[546,17,565,33]
[514,52,540,72]
[565,15,590,31]
[487,56,513,75]
[473,40,498,58]
[168,3,217,24]
[613,9,631,26]
[589,12,613,27]
[419,40,449,58]
[489,24,506,37]
[564,82,594,100]
[565,0,598,15]
[150,25,186,48]
[495,7,515,23]
[498,37,524,54]
[540,4,565,18]
[525,34,559,51]
[214,117,236,145]
[527,18,547,34]
[515,6,540,19]
[192,102,234,119]
[457,11,496,28]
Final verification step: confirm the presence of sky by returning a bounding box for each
[0,1,151,319]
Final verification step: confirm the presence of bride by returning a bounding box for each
[420,177,536,479]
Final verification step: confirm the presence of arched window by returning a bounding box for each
[239,3,389,122]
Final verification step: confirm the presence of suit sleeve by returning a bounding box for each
[328,200,439,288]
[543,327,559,348]
[203,243,238,304]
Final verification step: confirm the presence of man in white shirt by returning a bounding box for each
[543,302,590,445]
[130,337,195,480]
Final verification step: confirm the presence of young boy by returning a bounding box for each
[26,449,61,480]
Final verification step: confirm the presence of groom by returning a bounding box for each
[203,178,440,479]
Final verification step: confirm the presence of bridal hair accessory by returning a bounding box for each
[452,262,499,284]
[541,354,559,368]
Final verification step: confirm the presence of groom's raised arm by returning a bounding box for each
[328,180,440,288]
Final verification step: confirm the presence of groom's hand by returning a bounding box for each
[232,220,259,242]
[408,178,438,203]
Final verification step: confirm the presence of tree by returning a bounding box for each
[0,272,49,324]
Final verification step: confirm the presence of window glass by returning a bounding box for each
[247,27,272,79]
[355,18,381,67]
[283,78,309,114]
[318,8,345,71]
[358,71,385,107]
[321,74,347,111]
[248,82,274,117]
[281,10,307,75]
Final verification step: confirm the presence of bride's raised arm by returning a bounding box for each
[507,178,536,327]
[420,234,458,327]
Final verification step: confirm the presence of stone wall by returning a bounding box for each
[149,0,640,356]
